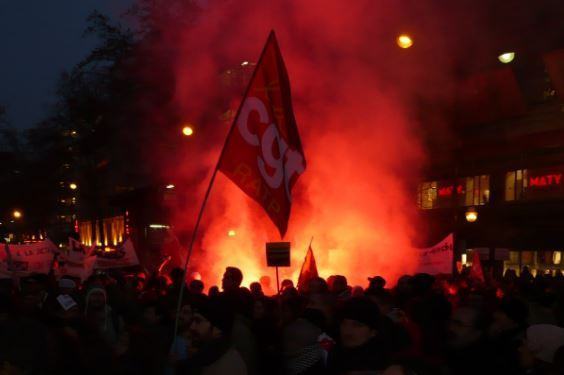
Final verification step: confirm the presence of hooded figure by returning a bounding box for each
[84,287,121,344]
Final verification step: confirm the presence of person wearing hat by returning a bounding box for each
[179,296,247,375]
[328,297,390,373]
[367,275,386,292]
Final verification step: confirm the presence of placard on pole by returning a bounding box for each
[266,242,290,294]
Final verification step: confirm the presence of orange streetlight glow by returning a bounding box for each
[182,125,194,136]
[228,229,236,237]
[69,183,78,190]
[13,210,22,219]
[396,34,414,49]
[465,207,478,223]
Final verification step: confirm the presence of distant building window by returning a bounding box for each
[417,175,489,209]
[417,181,437,209]
[505,169,528,201]
[464,175,490,206]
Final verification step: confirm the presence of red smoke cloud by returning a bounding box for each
[146,0,430,288]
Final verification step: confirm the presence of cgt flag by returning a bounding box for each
[218,31,306,238]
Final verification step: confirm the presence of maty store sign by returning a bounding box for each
[524,165,564,200]
[416,234,454,275]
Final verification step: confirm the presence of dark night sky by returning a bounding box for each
[0,0,133,130]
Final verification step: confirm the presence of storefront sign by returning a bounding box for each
[524,166,564,200]
[435,180,466,208]
[529,174,562,187]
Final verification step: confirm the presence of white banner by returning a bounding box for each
[416,234,454,275]
[58,252,97,281]
[0,240,57,278]
[94,239,139,269]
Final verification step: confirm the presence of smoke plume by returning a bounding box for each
[147,0,434,288]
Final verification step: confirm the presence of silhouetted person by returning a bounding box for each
[208,286,220,297]
[328,297,390,373]
[178,297,247,374]
[249,282,263,299]
[222,267,243,293]
[189,279,204,295]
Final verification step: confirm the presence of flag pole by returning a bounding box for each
[172,30,278,342]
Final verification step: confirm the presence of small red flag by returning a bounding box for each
[218,31,306,238]
[297,245,318,291]
[470,251,485,283]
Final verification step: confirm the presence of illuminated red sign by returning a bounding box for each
[438,184,464,197]
[529,174,562,187]
[438,186,453,197]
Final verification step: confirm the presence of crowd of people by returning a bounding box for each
[1,265,564,374]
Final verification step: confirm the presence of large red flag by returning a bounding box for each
[297,245,318,291]
[218,31,306,238]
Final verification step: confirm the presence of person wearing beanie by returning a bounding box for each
[328,297,390,373]
[179,296,247,375]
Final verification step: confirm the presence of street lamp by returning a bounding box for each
[182,125,194,136]
[69,183,78,190]
[396,34,414,49]
[166,184,175,189]
[498,52,515,64]
[227,229,236,237]
[12,210,22,219]
[465,207,478,223]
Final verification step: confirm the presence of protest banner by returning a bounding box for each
[416,234,454,275]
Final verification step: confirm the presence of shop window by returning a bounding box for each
[464,175,490,206]
[554,251,562,265]
[505,169,528,201]
[417,181,437,209]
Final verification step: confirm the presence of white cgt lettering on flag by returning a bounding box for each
[237,96,305,200]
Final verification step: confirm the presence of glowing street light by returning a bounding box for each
[241,61,249,66]
[12,210,22,219]
[182,125,194,136]
[498,52,515,64]
[69,183,78,190]
[396,34,414,49]
[227,229,236,237]
[166,184,175,189]
[465,207,478,223]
